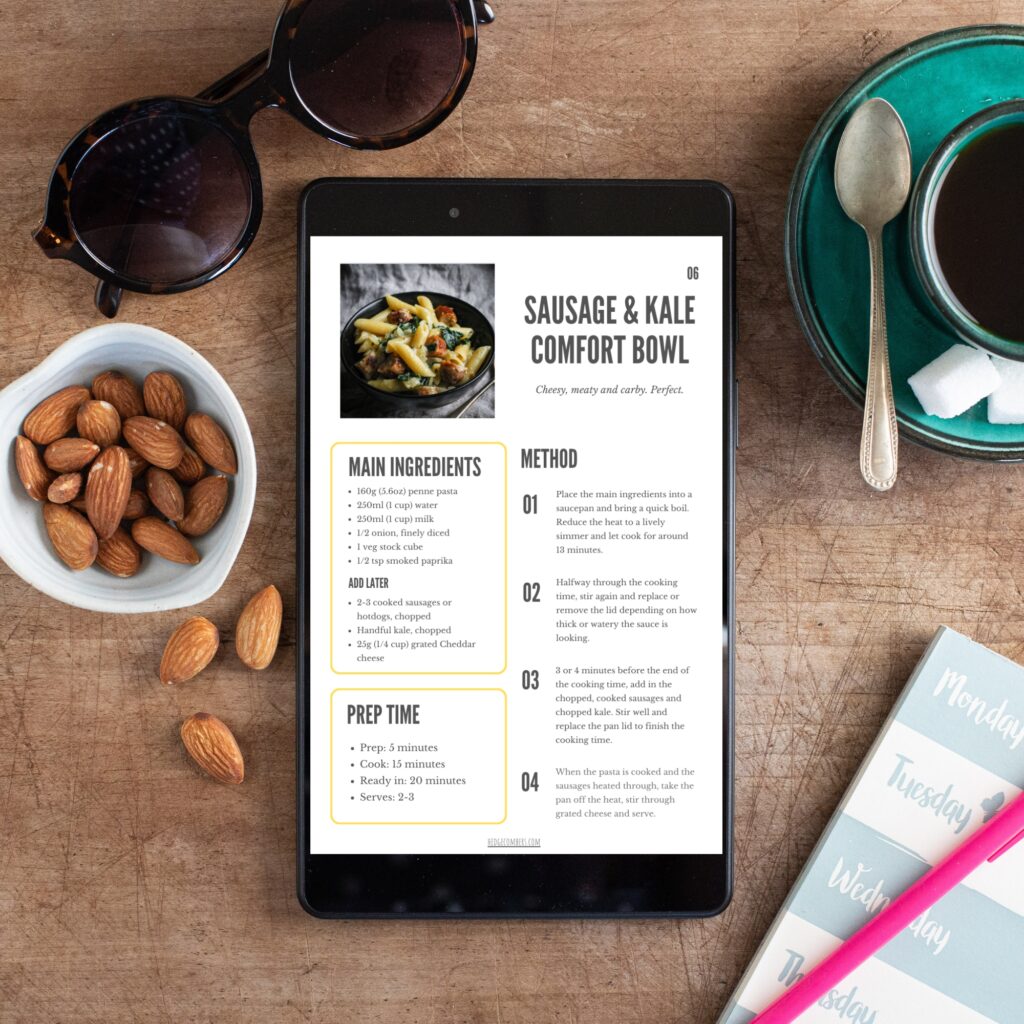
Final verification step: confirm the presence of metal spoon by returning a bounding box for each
[834,98,912,491]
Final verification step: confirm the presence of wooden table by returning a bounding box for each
[3,2,1023,1020]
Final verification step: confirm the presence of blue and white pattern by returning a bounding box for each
[719,627,1024,1024]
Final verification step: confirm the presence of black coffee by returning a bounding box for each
[932,122,1024,343]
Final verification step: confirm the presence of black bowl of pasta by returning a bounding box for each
[341,291,495,411]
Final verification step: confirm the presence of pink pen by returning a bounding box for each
[751,788,1024,1024]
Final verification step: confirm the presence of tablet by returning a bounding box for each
[297,179,735,917]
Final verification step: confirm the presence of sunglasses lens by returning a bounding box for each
[289,0,467,139]
[68,113,252,285]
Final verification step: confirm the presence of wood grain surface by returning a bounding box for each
[4,2,1024,1021]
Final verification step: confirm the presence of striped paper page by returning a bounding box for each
[719,627,1024,1024]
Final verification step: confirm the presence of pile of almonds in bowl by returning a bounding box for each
[13,369,237,576]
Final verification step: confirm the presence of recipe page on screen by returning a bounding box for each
[308,234,724,855]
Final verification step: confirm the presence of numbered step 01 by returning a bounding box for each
[330,688,508,825]
[330,441,507,673]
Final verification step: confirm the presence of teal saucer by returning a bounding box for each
[786,25,1024,461]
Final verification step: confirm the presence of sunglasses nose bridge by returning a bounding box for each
[215,95,275,150]
[216,71,282,131]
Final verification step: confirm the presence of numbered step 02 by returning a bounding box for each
[330,441,508,673]
[330,688,508,824]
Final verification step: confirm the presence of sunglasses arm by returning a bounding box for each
[94,279,122,318]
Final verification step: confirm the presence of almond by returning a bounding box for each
[23,385,90,444]
[84,445,132,539]
[143,371,187,430]
[96,526,142,578]
[180,712,244,785]
[184,413,236,475]
[171,445,205,484]
[160,616,220,685]
[123,446,148,477]
[76,399,121,447]
[47,472,82,504]
[15,435,54,500]
[42,502,98,570]
[44,437,100,472]
[123,416,185,470]
[92,370,144,420]
[145,466,185,520]
[235,585,283,670]
[178,474,228,536]
[131,517,200,564]
[123,488,149,520]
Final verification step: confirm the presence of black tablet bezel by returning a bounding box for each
[297,178,736,918]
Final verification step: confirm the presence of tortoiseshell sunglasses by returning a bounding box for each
[34,0,494,317]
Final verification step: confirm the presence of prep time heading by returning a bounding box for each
[348,703,421,725]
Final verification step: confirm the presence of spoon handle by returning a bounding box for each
[860,229,898,491]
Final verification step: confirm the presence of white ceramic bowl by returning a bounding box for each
[0,323,256,613]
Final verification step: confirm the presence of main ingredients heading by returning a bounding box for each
[348,455,484,477]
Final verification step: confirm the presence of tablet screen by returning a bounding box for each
[299,180,734,914]
[307,231,726,859]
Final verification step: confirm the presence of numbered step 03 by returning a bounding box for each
[330,688,508,824]
[330,441,508,673]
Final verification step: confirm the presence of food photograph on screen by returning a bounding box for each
[339,263,495,419]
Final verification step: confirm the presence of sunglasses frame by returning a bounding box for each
[34,0,489,316]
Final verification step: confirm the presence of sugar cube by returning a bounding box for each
[988,356,1024,424]
[907,344,1000,419]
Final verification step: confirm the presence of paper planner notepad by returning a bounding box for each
[719,627,1024,1024]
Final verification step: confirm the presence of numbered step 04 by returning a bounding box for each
[330,442,508,673]
[330,688,508,825]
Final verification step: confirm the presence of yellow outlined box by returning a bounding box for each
[329,441,508,675]
[330,687,508,825]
